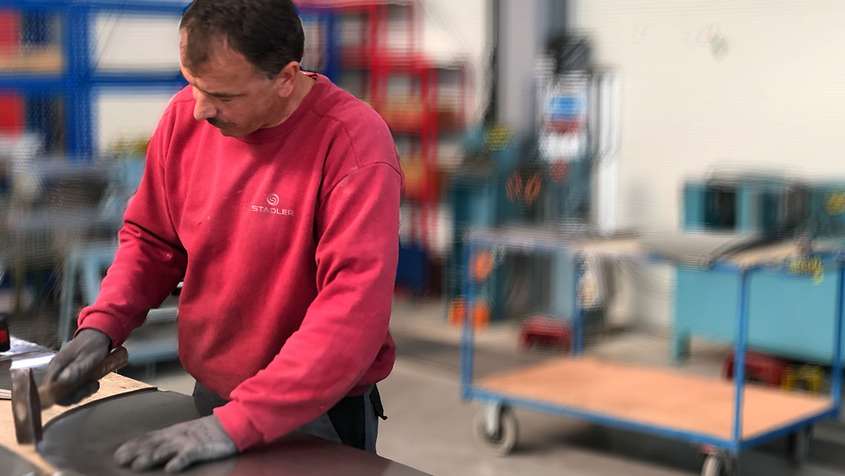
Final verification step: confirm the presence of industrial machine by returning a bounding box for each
[674,173,845,364]
[447,35,618,330]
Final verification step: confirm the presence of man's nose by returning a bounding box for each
[193,93,217,121]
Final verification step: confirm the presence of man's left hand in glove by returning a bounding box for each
[114,415,237,473]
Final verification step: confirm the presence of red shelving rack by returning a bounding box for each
[0,10,24,134]
[298,0,469,293]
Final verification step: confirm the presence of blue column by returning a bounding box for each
[324,11,339,82]
[731,269,751,446]
[63,5,93,157]
[832,262,844,413]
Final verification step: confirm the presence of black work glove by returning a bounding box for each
[44,328,111,406]
[114,415,238,473]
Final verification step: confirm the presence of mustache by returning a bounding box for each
[207,118,227,128]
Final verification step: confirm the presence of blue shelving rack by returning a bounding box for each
[0,0,189,157]
[298,4,340,82]
[0,0,340,157]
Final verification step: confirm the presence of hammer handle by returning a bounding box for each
[93,346,129,379]
[41,346,129,408]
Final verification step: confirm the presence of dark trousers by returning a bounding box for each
[192,382,385,453]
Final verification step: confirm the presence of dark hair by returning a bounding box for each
[180,0,304,78]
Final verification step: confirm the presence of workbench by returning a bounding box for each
[2,371,428,476]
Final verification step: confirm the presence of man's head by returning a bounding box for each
[179,0,305,137]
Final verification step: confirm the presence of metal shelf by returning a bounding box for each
[0,0,189,155]
[0,0,187,15]
[0,73,65,91]
[92,71,186,89]
[0,1,346,154]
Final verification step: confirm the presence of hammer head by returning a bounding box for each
[11,367,42,444]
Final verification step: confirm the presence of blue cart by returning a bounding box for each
[461,228,844,476]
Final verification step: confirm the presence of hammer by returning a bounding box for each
[11,346,129,444]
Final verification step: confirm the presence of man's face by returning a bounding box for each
[179,31,289,137]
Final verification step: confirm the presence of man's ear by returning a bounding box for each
[274,61,301,98]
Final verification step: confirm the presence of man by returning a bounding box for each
[44,0,401,473]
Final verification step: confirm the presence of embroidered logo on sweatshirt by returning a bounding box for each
[249,193,294,217]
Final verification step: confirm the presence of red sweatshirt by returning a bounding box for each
[77,74,401,450]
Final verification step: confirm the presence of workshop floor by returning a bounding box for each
[134,297,845,476]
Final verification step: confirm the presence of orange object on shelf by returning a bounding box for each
[377,99,427,132]
[448,298,490,329]
[0,12,63,73]
[402,154,425,194]
[471,250,494,282]
[448,298,465,326]
[472,300,490,328]
[0,48,62,73]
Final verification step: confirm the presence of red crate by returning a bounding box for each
[723,350,789,387]
[520,316,571,352]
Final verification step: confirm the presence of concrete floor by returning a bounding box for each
[132,298,845,476]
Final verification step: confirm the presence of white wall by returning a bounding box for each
[573,0,845,326]
[93,15,181,151]
[418,0,489,122]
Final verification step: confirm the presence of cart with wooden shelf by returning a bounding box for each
[461,227,844,475]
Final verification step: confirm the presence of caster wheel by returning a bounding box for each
[787,426,812,465]
[474,405,518,455]
[701,455,721,476]
[701,453,735,476]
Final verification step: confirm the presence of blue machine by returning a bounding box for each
[674,176,845,364]
[446,126,532,321]
[682,175,807,234]
[446,68,603,323]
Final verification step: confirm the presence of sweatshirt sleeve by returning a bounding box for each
[214,155,402,451]
[76,110,187,346]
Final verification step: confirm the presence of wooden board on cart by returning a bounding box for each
[479,357,831,440]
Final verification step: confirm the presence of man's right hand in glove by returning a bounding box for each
[44,328,112,406]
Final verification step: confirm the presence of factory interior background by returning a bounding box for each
[3,1,845,475]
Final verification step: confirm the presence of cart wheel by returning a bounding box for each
[701,453,735,476]
[474,405,519,455]
[787,426,813,465]
[701,455,721,476]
